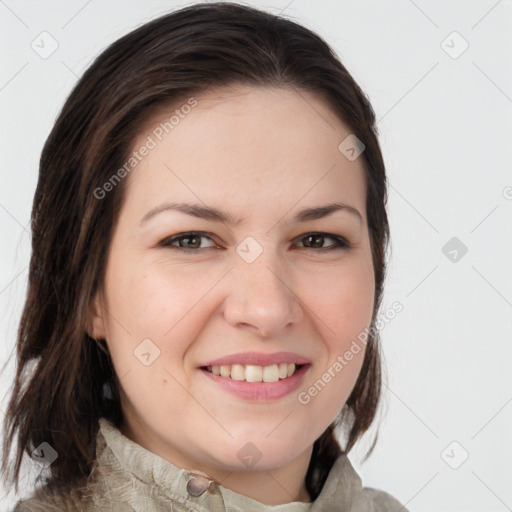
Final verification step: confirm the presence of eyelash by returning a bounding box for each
[159,231,351,253]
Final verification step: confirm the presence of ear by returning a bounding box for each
[87,292,107,340]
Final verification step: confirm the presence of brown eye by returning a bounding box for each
[160,232,216,250]
[296,233,350,251]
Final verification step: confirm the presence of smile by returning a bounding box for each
[202,363,303,382]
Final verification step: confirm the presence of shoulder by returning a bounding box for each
[12,497,88,512]
[323,454,410,511]
[10,484,95,512]
[362,486,410,512]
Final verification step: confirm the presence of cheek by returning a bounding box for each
[101,261,205,412]
[305,257,375,346]
[102,257,216,364]
[297,258,374,409]
[105,254,175,329]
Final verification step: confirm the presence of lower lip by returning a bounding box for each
[200,364,310,401]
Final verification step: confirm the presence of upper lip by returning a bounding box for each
[200,351,311,367]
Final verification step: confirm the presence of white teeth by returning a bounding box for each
[245,365,263,382]
[230,364,245,381]
[278,363,288,379]
[262,364,279,382]
[206,362,300,381]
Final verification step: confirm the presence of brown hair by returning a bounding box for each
[2,1,389,501]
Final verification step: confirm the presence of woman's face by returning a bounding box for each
[91,85,375,476]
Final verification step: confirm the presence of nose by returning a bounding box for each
[222,247,303,339]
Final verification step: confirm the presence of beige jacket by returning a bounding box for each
[13,418,409,511]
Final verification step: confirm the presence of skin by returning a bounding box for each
[89,85,375,505]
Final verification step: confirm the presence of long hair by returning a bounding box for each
[2,1,389,501]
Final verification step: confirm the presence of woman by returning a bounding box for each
[2,2,409,510]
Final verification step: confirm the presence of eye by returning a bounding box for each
[160,231,217,250]
[160,231,350,252]
[294,232,351,251]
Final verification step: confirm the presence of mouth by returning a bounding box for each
[198,351,311,401]
[200,362,307,383]
[198,352,311,401]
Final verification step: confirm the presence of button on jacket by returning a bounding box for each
[13,418,410,511]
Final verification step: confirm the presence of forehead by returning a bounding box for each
[124,85,367,222]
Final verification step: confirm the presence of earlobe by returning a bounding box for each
[87,293,107,340]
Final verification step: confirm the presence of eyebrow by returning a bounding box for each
[139,201,363,226]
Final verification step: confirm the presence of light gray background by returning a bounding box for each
[1,1,511,510]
